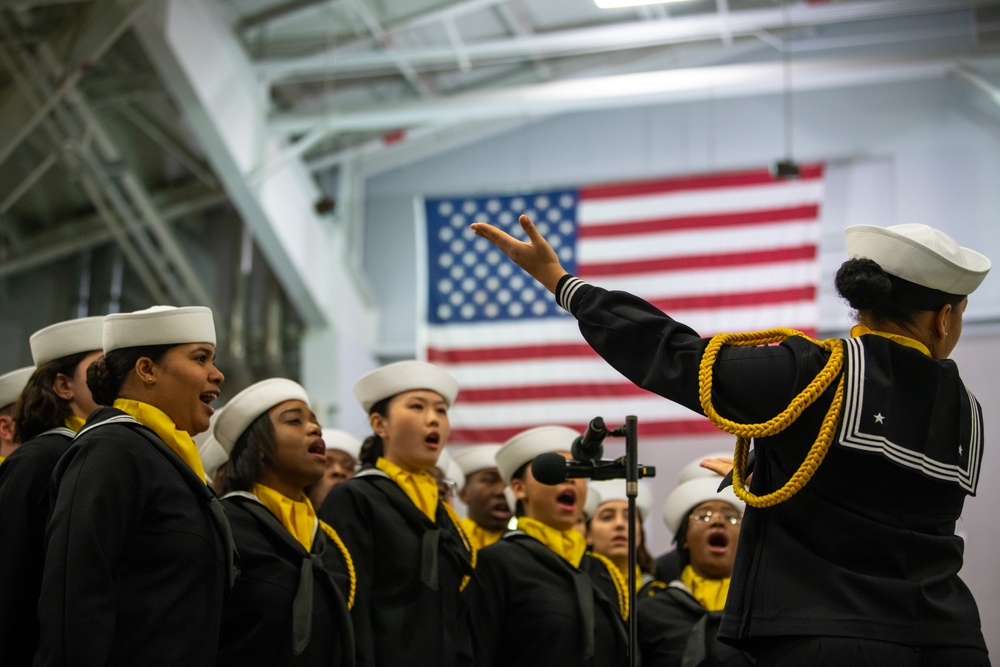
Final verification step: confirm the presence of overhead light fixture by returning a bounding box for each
[595,0,692,8]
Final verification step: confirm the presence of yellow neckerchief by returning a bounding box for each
[113,399,207,482]
[376,456,439,521]
[65,415,86,432]
[850,324,931,357]
[253,483,317,551]
[680,564,730,612]
[0,456,5,466]
[517,516,587,568]
[459,516,503,551]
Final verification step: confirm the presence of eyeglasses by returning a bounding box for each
[689,510,741,526]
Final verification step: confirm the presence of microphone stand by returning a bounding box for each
[623,415,639,667]
[605,416,641,667]
[568,415,652,667]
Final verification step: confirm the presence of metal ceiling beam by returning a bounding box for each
[716,0,733,47]
[303,31,774,177]
[307,118,526,174]
[257,0,978,80]
[256,0,508,81]
[2,5,216,307]
[343,0,435,97]
[494,0,551,80]
[0,0,147,170]
[442,14,471,73]
[113,102,219,189]
[271,51,1000,135]
[135,0,378,337]
[0,151,57,216]
[0,22,169,302]
[237,0,337,32]
[952,65,1000,105]
[392,0,506,32]
[0,189,227,279]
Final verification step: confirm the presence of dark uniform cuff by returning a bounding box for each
[556,275,587,313]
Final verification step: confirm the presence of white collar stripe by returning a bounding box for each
[837,337,981,493]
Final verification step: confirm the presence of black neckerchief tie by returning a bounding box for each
[232,495,356,665]
[508,533,597,660]
[358,471,474,591]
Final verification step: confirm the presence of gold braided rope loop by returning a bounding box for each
[588,551,629,620]
[319,521,357,609]
[443,502,478,591]
[697,328,846,508]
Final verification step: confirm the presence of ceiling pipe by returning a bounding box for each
[270,52,995,135]
[257,0,974,81]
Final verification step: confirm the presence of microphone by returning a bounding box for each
[531,452,656,484]
[532,453,575,485]
[571,417,608,462]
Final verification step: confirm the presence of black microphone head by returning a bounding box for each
[531,453,569,485]
[571,437,603,462]
[571,416,607,462]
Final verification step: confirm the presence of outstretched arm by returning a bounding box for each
[471,215,567,294]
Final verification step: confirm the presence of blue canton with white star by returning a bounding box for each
[424,190,580,324]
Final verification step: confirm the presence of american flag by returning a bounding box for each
[417,165,825,445]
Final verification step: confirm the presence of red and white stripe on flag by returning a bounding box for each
[417,164,825,445]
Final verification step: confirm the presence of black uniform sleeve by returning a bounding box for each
[319,482,375,667]
[0,447,54,666]
[35,437,146,667]
[557,276,831,425]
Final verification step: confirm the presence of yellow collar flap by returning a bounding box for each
[376,456,439,521]
[253,483,316,551]
[680,564,731,612]
[113,399,207,482]
[516,516,586,568]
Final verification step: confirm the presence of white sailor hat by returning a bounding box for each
[582,482,601,520]
[437,448,465,491]
[352,360,459,413]
[213,378,310,455]
[30,316,104,366]
[845,224,991,296]
[322,428,362,460]
[198,434,230,482]
[103,306,216,353]
[0,366,34,410]
[452,444,503,483]
[495,425,579,485]
[677,452,733,485]
[194,407,228,480]
[588,479,654,523]
[662,477,745,535]
[504,487,518,516]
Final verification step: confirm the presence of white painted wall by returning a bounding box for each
[361,75,1000,652]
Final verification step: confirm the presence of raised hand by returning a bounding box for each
[471,214,568,294]
[699,457,735,478]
